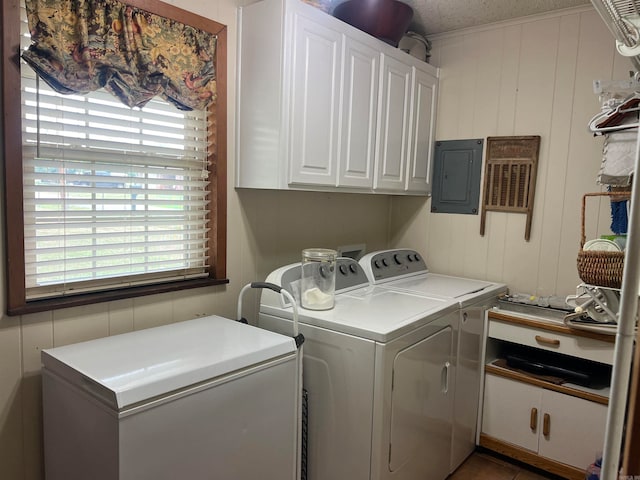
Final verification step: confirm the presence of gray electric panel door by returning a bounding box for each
[431,139,483,214]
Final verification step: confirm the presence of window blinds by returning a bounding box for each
[20,4,211,299]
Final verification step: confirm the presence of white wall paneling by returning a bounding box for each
[392,7,622,299]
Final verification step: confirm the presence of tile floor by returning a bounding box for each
[449,450,564,480]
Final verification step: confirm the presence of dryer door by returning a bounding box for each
[389,326,453,479]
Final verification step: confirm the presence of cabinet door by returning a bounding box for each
[406,68,437,194]
[482,374,542,453]
[374,54,412,191]
[538,389,607,469]
[288,13,341,186]
[338,37,379,188]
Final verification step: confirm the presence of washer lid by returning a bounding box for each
[386,273,500,299]
[41,316,296,410]
[262,286,458,342]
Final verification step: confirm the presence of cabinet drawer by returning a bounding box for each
[488,319,614,365]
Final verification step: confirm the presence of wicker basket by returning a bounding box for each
[576,192,629,289]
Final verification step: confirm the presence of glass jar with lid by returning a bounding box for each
[300,248,337,310]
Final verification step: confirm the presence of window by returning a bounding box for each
[2,0,228,315]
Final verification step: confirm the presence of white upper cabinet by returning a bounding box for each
[338,36,379,189]
[374,54,412,192]
[288,12,342,186]
[236,0,439,195]
[406,68,438,193]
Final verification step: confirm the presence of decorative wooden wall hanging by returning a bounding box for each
[480,136,541,241]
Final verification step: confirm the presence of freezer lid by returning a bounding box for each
[41,315,296,410]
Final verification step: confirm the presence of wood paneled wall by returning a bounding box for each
[392,7,633,298]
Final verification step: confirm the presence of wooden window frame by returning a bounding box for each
[1,0,228,315]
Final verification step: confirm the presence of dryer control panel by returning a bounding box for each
[360,249,428,283]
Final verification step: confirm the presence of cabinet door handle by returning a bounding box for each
[535,335,560,346]
[441,362,451,394]
[530,407,538,432]
[543,413,551,436]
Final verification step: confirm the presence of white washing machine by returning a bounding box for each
[359,248,507,472]
[259,258,460,480]
[41,315,300,480]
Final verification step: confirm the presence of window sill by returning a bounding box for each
[8,277,230,316]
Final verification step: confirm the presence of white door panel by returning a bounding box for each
[375,54,411,191]
[339,38,379,188]
[482,374,542,453]
[389,326,453,479]
[289,13,341,186]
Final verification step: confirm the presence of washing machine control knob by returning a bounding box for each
[339,264,348,275]
[393,254,402,265]
[382,258,389,267]
[374,260,381,269]
[349,264,357,274]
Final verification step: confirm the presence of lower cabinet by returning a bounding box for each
[482,373,607,477]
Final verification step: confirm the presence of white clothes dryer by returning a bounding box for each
[259,258,459,480]
[359,249,507,472]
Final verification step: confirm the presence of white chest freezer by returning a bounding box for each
[42,315,299,480]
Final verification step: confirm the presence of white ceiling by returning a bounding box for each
[405,0,590,35]
[331,0,592,36]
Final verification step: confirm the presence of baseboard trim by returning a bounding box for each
[479,433,587,480]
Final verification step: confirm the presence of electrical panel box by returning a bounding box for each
[431,139,483,214]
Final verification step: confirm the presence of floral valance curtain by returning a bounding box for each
[22,0,217,111]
